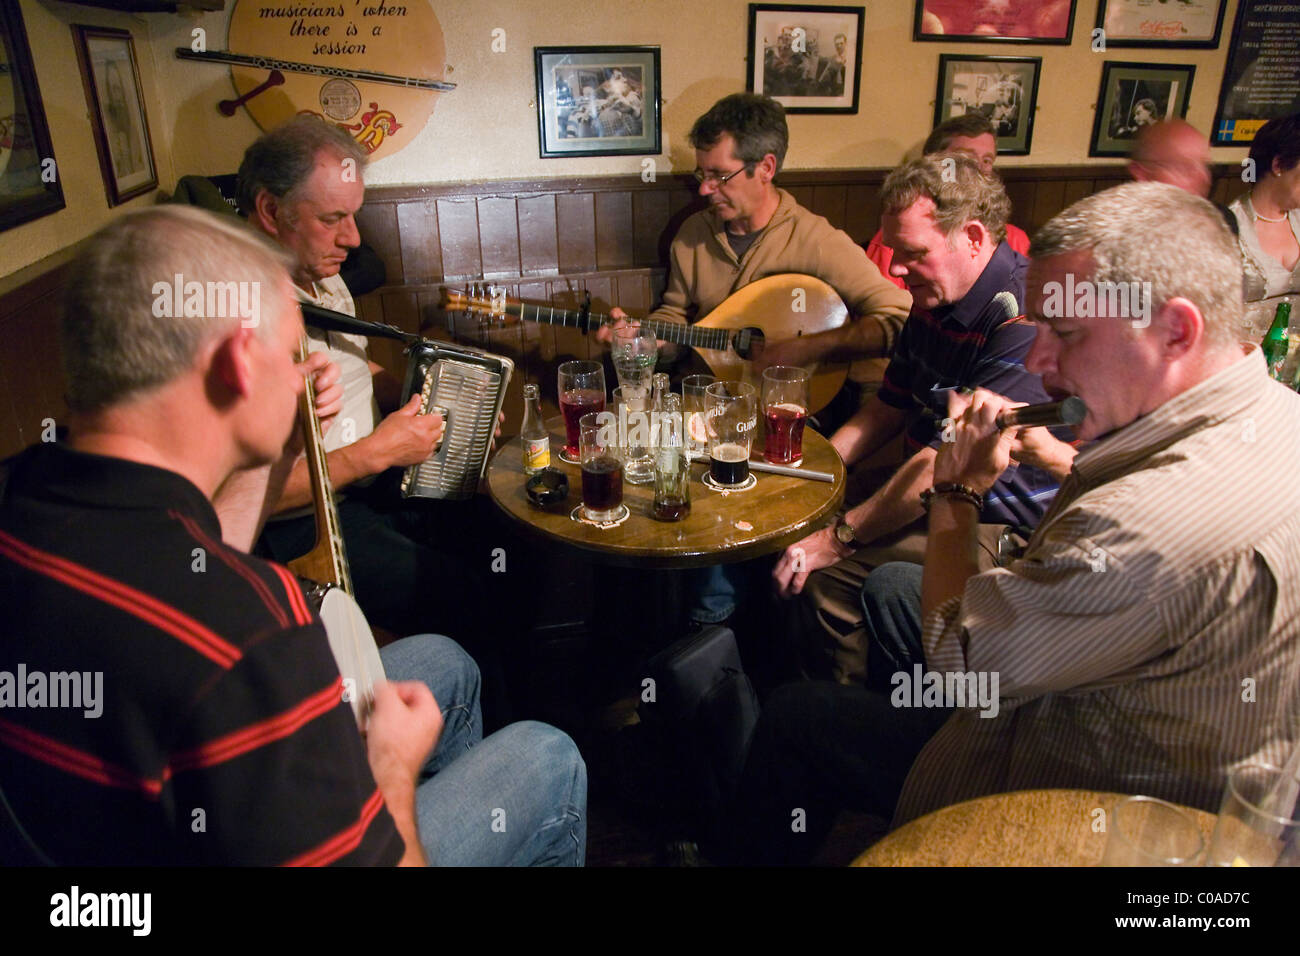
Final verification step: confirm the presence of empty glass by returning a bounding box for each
[1207,763,1300,867]
[1101,795,1205,866]
[681,374,716,461]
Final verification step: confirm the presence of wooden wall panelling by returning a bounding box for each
[394,199,443,284]
[631,188,669,267]
[843,182,878,244]
[354,202,403,285]
[517,194,559,275]
[810,184,848,233]
[1029,179,1067,233]
[0,283,67,458]
[555,193,596,274]
[594,191,635,271]
[436,198,483,280]
[477,196,522,279]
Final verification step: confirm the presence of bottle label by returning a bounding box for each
[523,438,550,472]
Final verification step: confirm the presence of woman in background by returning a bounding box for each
[1230,113,1300,316]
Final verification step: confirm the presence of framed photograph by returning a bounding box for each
[72,25,157,206]
[534,46,660,158]
[1095,0,1227,48]
[915,1,1076,44]
[0,2,65,232]
[934,55,1041,156]
[1090,61,1195,157]
[746,4,864,114]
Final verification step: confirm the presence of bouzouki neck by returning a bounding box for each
[285,337,354,595]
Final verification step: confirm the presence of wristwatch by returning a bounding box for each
[833,515,860,550]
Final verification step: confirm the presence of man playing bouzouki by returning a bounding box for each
[598,93,911,633]
[598,93,911,402]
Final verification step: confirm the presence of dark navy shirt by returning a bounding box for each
[877,242,1060,529]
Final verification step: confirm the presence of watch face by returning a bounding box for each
[836,521,854,544]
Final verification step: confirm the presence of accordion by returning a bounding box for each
[398,341,514,501]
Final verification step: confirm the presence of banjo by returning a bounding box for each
[287,337,386,728]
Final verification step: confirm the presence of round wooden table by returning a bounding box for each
[852,789,1218,867]
[485,420,846,568]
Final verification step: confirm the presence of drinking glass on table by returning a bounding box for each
[611,385,654,485]
[681,374,716,461]
[1101,795,1205,866]
[761,366,811,465]
[579,412,623,521]
[1206,763,1300,867]
[557,360,605,464]
[705,380,757,487]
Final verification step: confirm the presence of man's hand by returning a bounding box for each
[596,307,674,354]
[366,679,442,781]
[934,388,1017,493]
[752,336,813,376]
[365,679,441,867]
[362,394,445,469]
[772,526,851,598]
[303,352,344,433]
[1008,420,1078,481]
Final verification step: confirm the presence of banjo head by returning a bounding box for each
[317,587,386,728]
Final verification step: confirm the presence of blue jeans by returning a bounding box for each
[688,564,737,623]
[380,635,587,866]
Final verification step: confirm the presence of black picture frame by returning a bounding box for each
[72,25,158,206]
[0,1,65,232]
[1210,0,1300,146]
[914,1,1076,44]
[1090,60,1195,157]
[534,46,661,158]
[1094,0,1227,49]
[746,4,864,114]
[933,55,1041,156]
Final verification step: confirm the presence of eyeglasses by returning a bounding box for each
[692,164,754,186]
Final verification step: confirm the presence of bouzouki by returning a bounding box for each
[286,337,386,729]
[441,273,851,414]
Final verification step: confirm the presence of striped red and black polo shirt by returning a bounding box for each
[0,443,403,865]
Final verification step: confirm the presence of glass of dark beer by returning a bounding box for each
[579,412,623,521]
[761,366,810,465]
[558,360,605,463]
[704,381,757,487]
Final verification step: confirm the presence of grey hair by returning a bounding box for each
[1029,181,1243,351]
[236,115,367,218]
[62,205,295,412]
[879,154,1010,244]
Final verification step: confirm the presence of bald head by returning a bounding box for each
[1128,120,1212,198]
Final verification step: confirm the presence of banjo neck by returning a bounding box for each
[286,336,353,595]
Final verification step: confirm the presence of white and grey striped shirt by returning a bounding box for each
[896,348,1300,824]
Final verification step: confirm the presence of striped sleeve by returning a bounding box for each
[165,623,404,866]
[923,503,1158,697]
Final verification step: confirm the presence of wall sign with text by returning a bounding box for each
[1212,0,1300,145]
[224,0,448,160]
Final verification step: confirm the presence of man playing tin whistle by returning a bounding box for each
[734,182,1300,865]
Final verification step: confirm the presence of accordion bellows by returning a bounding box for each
[399,341,514,501]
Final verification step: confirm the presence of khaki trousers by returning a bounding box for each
[797,461,1012,685]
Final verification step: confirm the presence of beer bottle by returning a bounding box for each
[521,383,549,475]
[1261,301,1291,382]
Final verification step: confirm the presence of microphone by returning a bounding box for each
[995,396,1087,430]
[991,290,1020,321]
